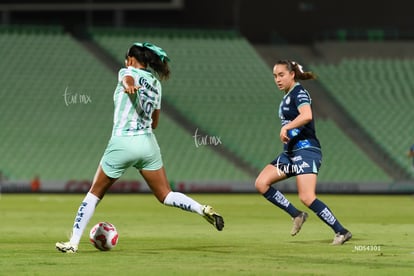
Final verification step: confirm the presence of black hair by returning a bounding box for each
[126,45,171,80]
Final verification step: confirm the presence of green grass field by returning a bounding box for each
[0,194,413,275]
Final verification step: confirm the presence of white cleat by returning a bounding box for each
[55,241,78,253]
[202,205,224,231]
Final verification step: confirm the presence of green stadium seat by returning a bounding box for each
[0,26,398,185]
[311,58,414,178]
[90,27,392,183]
[0,26,249,182]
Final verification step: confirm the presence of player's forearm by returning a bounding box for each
[284,113,312,130]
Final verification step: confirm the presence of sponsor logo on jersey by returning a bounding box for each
[138,77,159,94]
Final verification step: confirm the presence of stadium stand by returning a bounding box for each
[0,26,111,181]
[0,26,252,182]
[317,119,391,182]
[310,58,414,178]
[0,25,403,188]
[89,28,278,170]
[90,27,392,183]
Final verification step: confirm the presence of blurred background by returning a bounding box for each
[0,0,413,193]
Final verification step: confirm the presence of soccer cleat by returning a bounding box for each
[55,241,78,253]
[332,231,352,245]
[291,212,308,236]
[202,205,224,231]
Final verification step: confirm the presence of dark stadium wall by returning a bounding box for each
[2,0,414,43]
[227,0,414,43]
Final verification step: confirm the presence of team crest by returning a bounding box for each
[285,96,291,105]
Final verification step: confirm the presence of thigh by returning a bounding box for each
[140,167,171,202]
[89,165,118,199]
[291,149,321,205]
[255,163,288,193]
[296,173,317,206]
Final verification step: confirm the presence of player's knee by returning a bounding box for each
[254,177,269,194]
[298,194,315,207]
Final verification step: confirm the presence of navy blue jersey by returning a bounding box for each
[278,83,321,152]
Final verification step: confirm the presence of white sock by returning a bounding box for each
[69,192,100,245]
[163,191,203,215]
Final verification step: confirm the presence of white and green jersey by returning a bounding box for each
[112,66,162,136]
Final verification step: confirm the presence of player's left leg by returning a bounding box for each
[140,167,224,231]
[296,173,352,245]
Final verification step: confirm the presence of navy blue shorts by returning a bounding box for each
[270,148,322,177]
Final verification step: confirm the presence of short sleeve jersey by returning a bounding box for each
[112,66,162,136]
[278,82,320,152]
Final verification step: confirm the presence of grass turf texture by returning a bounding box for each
[0,194,413,275]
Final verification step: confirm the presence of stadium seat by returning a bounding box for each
[0,26,398,184]
[311,58,414,178]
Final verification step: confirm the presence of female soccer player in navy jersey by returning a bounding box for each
[255,60,351,245]
[56,42,224,253]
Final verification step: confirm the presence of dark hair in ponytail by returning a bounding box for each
[126,45,171,80]
[275,60,316,80]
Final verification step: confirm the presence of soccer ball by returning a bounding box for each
[89,222,119,251]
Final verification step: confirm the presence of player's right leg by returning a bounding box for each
[140,167,224,231]
[255,162,307,236]
[56,166,117,253]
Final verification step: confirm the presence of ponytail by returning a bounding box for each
[275,60,316,80]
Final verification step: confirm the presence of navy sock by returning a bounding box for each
[308,198,347,234]
[263,187,302,217]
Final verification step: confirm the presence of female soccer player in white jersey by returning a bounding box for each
[255,60,351,245]
[56,42,224,253]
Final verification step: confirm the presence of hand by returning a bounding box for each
[124,85,139,94]
[280,126,290,144]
